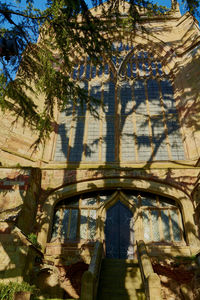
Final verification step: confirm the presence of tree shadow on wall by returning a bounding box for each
[0,168,42,283]
[37,40,200,299]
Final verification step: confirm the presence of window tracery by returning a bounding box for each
[54,42,185,162]
[50,191,184,244]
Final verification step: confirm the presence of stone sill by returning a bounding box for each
[43,160,199,170]
[146,243,191,257]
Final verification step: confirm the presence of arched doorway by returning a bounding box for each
[105,200,134,259]
[39,180,200,255]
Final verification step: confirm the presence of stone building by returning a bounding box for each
[0,1,200,299]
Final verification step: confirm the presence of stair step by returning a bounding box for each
[100,274,141,279]
[99,281,143,289]
[98,289,145,300]
[100,287,145,294]
[100,268,140,274]
[101,264,139,269]
[98,295,145,300]
[97,258,146,300]
[99,280,143,286]
[102,259,138,265]
[99,276,142,282]
[103,258,138,263]
[99,268,142,282]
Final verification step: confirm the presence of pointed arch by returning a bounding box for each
[37,177,200,254]
[97,190,137,242]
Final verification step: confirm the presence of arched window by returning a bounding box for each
[54,42,185,162]
[139,194,184,243]
[51,195,99,242]
[50,190,184,244]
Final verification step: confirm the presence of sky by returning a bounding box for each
[1,0,199,79]
[1,0,199,21]
[1,0,195,15]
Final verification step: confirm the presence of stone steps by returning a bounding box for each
[97,258,146,300]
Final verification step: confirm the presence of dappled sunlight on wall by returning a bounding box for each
[54,43,185,163]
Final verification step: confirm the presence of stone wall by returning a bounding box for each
[0,168,42,282]
[0,223,42,282]
[0,167,41,234]
[0,3,200,298]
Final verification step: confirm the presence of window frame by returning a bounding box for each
[53,44,186,163]
[50,190,186,246]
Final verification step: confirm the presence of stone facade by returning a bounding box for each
[0,2,200,299]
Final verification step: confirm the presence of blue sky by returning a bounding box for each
[1,0,198,79]
[1,0,198,19]
[11,0,199,24]
[1,0,199,42]
[1,0,194,15]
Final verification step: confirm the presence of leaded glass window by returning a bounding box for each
[54,42,185,162]
[51,190,185,245]
[139,194,184,243]
[51,195,99,242]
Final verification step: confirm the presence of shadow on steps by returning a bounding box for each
[97,259,146,300]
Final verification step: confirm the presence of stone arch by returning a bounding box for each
[37,177,200,253]
[107,32,177,75]
[97,190,137,242]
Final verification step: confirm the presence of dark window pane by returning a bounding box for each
[151,117,168,160]
[61,209,70,239]
[88,210,97,240]
[86,64,90,79]
[103,82,115,115]
[151,62,157,76]
[161,210,171,241]
[69,210,78,240]
[141,196,157,207]
[136,116,152,161]
[157,62,163,75]
[134,80,147,114]
[102,116,115,162]
[80,209,88,239]
[121,116,135,161]
[147,79,162,115]
[171,210,182,241]
[160,80,176,113]
[143,211,151,241]
[132,63,137,77]
[79,64,84,79]
[152,210,160,241]
[51,210,60,239]
[85,117,100,162]
[69,118,85,162]
[166,115,185,160]
[120,82,133,115]
[104,64,109,75]
[82,196,97,206]
[91,65,96,78]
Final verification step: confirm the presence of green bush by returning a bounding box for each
[0,281,36,300]
[27,233,42,249]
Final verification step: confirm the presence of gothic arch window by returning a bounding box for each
[138,193,184,243]
[50,190,185,244]
[51,194,99,242]
[54,41,185,162]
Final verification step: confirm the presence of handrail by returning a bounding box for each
[81,241,103,300]
[137,240,162,300]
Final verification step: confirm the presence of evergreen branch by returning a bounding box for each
[0,9,49,20]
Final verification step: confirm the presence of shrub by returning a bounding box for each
[0,281,36,300]
[27,233,42,249]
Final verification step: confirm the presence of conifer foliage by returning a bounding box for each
[0,0,199,145]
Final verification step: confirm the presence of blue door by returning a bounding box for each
[105,201,134,259]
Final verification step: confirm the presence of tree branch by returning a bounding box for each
[0,9,49,20]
